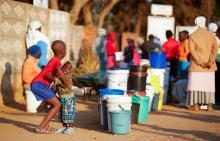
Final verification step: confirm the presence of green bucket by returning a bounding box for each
[110,110,131,135]
[131,95,150,124]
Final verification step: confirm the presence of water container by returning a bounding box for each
[106,95,132,132]
[107,70,129,91]
[150,51,166,69]
[110,110,131,134]
[25,90,42,113]
[131,95,149,124]
[127,65,147,92]
[99,89,124,99]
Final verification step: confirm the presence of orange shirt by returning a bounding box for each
[178,39,190,61]
[22,55,41,89]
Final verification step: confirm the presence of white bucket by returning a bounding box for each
[115,52,123,61]
[106,95,132,132]
[107,70,129,92]
[146,85,154,112]
[25,89,42,113]
[140,59,150,66]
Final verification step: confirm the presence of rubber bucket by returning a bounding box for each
[127,65,147,92]
[110,110,131,135]
[107,70,129,91]
[150,51,166,69]
[25,90,42,113]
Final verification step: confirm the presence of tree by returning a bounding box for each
[70,0,90,25]
[49,0,59,10]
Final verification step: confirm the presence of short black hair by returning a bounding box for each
[166,30,173,38]
[62,61,72,69]
[148,34,154,40]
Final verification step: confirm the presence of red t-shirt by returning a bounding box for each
[32,57,61,87]
[162,38,180,60]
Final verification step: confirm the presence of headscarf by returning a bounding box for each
[26,20,42,48]
[195,16,206,28]
[208,23,218,33]
[28,45,41,58]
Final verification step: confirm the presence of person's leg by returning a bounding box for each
[38,97,61,129]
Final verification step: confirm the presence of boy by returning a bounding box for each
[31,40,68,133]
[55,62,77,134]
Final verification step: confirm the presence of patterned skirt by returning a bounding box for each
[59,96,76,123]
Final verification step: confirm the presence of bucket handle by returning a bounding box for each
[118,104,125,110]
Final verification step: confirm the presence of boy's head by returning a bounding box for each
[51,40,66,59]
[62,61,72,73]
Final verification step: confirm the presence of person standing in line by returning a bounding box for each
[177,30,190,79]
[162,30,180,80]
[186,16,218,111]
[106,32,117,69]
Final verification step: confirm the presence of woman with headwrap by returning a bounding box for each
[186,16,218,111]
[106,32,117,69]
[208,23,220,105]
[93,28,107,72]
[26,20,50,69]
[22,45,42,112]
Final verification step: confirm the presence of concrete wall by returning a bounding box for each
[0,0,95,106]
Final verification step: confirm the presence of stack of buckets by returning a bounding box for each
[149,51,166,111]
[99,89,132,135]
[127,65,150,124]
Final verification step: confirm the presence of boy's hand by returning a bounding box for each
[45,72,55,81]
[57,67,69,87]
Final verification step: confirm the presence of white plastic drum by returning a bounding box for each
[107,70,129,92]
[25,90,42,113]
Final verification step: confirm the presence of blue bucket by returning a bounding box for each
[150,51,166,69]
[99,89,124,98]
[110,110,131,135]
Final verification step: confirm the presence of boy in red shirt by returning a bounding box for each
[31,40,68,133]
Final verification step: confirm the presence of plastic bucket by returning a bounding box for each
[106,95,132,132]
[150,69,165,88]
[115,52,123,61]
[151,93,159,111]
[146,85,154,112]
[131,95,149,124]
[127,65,147,92]
[110,110,131,134]
[99,89,124,100]
[150,51,166,69]
[25,90,42,113]
[101,100,108,130]
[158,89,164,111]
[107,70,129,91]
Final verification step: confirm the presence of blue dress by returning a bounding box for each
[37,40,48,69]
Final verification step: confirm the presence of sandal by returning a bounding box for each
[36,127,54,134]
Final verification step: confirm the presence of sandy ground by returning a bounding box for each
[0,98,220,141]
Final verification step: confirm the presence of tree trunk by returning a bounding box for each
[97,0,120,28]
[49,0,59,10]
[134,3,146,35]
[70,0,89,25]
[83,1,94,27]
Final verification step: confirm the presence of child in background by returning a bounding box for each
[177,30,190,79]
[31,40,68,134]
[55,62,77,134]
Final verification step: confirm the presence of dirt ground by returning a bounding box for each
[0,98,220,141]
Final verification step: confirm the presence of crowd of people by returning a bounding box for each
[21,15,220,134]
